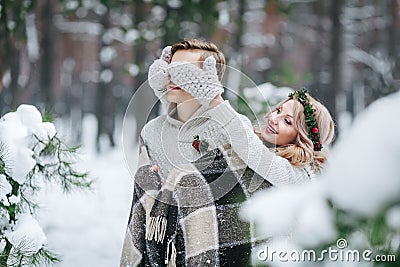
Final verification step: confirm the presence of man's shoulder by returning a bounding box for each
[147,114,168,126]
[141,115,168,138]
[237,113,251,121]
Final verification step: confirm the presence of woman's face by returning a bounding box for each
[261,99,298,146]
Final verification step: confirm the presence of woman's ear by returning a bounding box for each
[203,56,218,74]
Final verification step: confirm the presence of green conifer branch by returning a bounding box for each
[0,118,92,266]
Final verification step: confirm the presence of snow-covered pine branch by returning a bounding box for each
[0,104,92,266]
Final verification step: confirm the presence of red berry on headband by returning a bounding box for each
[315,141,321,150]
[312,127,319,134]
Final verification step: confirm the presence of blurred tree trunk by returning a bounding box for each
[231,0,245,112]
[388,0,399,82]
[163,4,175,44]
[39,0,55,109]
[328,0,343,122]
[9,45,21,108]
[233,0,245,58]
[0,0,25,110]
[310,0,324,97]
[132,1,155,141]
[0,0,11,108]
[96,8,115,152]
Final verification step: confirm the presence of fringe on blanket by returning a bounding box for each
[165,238,176,267]
[145,216,167,243]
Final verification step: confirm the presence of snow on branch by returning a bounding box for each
[0,104,92,266]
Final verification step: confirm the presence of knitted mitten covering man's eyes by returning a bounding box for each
[168,56,224,106]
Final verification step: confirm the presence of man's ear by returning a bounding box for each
[203,56,218,74]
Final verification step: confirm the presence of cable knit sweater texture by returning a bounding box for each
[141,104,231,180]
[141,101,311,187]
[207,100,312,186]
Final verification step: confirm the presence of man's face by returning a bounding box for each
[166,49,203,104]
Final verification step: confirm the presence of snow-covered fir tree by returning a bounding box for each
[0,104,92,266]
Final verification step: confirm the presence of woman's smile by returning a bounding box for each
[265,121,278,135]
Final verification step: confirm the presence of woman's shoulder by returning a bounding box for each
[269,155,313,186]
[290,163,315,184]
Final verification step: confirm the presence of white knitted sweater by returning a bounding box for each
[141,102,311,186]
[141,104,231,180]
[207,101,312,186]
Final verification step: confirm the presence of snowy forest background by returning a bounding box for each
[0,0,399,266]
[1,0,399,145]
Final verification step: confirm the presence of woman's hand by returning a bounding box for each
[148,46,172,92]
[168,56,224,106]
[209,94,224,108]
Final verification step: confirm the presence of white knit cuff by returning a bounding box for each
[207,100,239,126]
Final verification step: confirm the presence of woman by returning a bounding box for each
[208,89,335,187]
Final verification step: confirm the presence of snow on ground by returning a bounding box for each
[37,114,137,267]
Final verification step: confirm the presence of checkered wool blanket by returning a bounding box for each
[120,143,273,267]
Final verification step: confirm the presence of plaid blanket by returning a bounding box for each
[120,143,273,267]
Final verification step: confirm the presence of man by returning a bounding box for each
[120,39,272,266]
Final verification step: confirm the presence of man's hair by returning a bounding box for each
[171,39,226,81]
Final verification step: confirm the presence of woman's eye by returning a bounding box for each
[276,108,281,114]
[285,118,292,125]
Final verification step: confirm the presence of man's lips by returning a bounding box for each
[169,86,181,90]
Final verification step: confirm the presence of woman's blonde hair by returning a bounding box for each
[268,93,335,173]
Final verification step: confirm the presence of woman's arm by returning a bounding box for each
[207,100,307,187]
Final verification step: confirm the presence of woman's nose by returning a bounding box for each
[268,115,278,125]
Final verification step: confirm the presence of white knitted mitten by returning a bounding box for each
[148,46,172,106]
[168,56,224,106]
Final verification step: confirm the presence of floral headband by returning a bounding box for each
[288,89,322,151]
